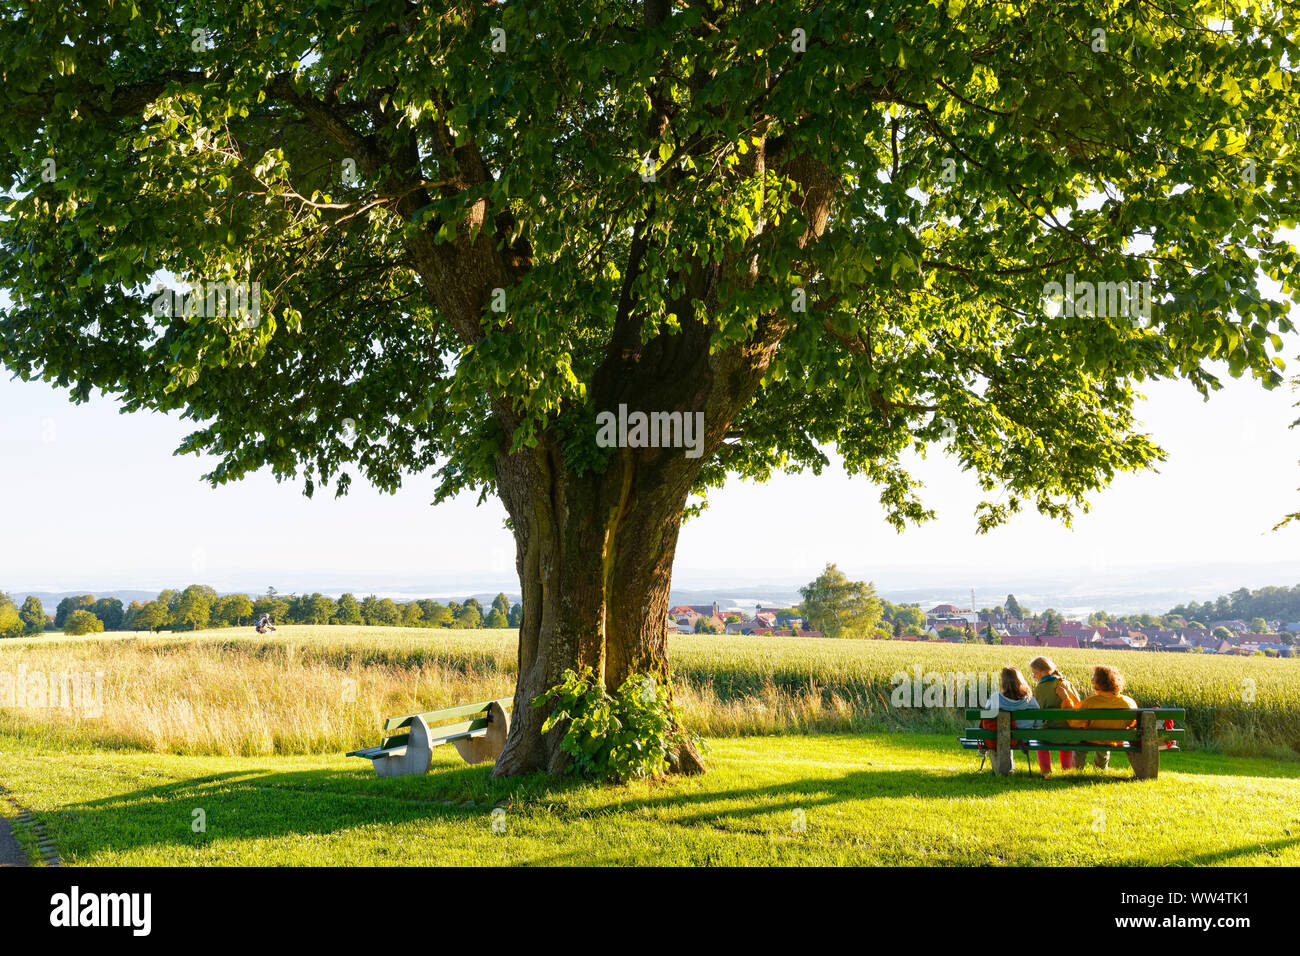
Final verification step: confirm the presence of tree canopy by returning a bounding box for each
[4,1,1297,523]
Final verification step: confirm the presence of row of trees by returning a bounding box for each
[1089,611,1295,635]
[1167,586,1300,628]
[18,577,1300,643]
[4,587,524,636]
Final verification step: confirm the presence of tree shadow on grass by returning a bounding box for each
[38,733,1289,864]
[43,751,1122,863]
[601,766,1130,831]
[58,755,574,816]
[1174,834,1300,865]
[43,750,607,862]
[49,767,514,862]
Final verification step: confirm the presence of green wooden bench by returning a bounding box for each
[347,697,512,777]
[959,707,1185,779]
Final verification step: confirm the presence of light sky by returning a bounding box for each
[2,346,1298,596]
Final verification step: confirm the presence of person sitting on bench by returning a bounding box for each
[980,667,1042,771]
[1029,656,1082,774]
[1080,664,1138,770]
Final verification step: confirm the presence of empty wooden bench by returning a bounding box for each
[347,697,512,777]
[959,707,1185,780]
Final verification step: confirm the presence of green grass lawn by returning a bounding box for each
[3,732,1298,866]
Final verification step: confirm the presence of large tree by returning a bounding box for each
[19,595,47,634]
[2,1,1299,775]
[335,592,363,625]
[799,562,883,637]
[132,600,171,632]
[53,595,95,629]
[92,596,126,630]
[217,592,255,626]
[307,592,338,624]
[64,608,106,636]
[400,600,425,627]
[171,584,216,630]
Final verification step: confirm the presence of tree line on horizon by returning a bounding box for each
[0,587,523,637]
[5,579,1300,642]
[1165,584,1300,629]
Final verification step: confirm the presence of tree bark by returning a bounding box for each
[490,424,707,777]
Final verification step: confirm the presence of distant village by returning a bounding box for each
[668,603,824,638]
[915,604,1297,657]
[669,601,1299,657]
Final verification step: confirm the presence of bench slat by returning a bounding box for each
[426,717,490,744]
[346,745,408,759]
[384,697,513,731]
[959,739,1180,753]
[351,718,490,754]
[962,728,1184,744]
[962,708,1184,721]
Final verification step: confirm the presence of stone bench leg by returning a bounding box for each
[372,715,434,778]
[453,701,510,764]
[993,712,1013,776]
[1130,711,1159,781]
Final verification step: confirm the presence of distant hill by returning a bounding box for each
[10,589,164,608]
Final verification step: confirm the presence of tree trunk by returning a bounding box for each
[487,304,793,779]
[490,431,707,777]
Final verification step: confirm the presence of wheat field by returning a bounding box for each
[0,626,1296,758]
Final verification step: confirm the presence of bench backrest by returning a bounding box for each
[384,697,513,732]
[962,708,1184,722]
[962,707,1184,747]
[377,697,513,751]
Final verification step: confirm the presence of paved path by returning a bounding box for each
[0,815,28,866]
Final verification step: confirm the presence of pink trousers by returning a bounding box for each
[1036,750,1075,772]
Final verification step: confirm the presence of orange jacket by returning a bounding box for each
[1080,690,1138,746]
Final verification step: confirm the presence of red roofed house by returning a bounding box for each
[1059,623,1101,643]
[999,633,1080,649]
